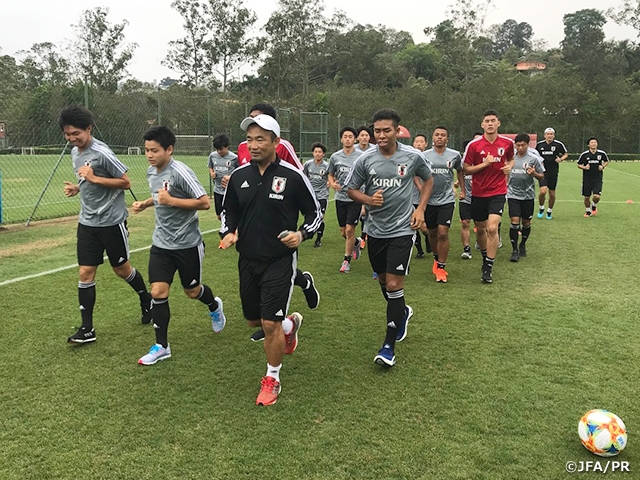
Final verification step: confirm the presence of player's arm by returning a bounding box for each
[501,157,515,176]
[132,197,155,213]
[577,154,589,170]
[63,181,80,197]
[456,169,465,200]
[209,167,216,179]
[528,161,545,180]
[600,153,610,170]
[219,175,239,248]
[463,154,492,174]
[558,152,568,162]
[77,168,131,190]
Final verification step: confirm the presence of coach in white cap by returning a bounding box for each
[535,127,568,219]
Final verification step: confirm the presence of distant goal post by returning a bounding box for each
[175,135,213,155]
[21,147,35,155]
[127,147,142,155]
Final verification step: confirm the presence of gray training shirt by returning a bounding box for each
[507,150,545,200]
[72,138,129,227]
[422,147,462,206]
[148,158,207,250]
[303,159,330,200]
[346,143,432,238]
[207,151,239,195]
[460,174,472,205]
[328,149,363,202]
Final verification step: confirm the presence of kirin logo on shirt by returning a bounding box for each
[272,176,287,193]
[397,164,408,177]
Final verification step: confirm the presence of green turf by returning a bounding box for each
[0,163,638,479]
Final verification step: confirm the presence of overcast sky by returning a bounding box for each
[1,0,636,83]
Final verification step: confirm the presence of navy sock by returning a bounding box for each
[384,289,406,347]
[151,298,170,348]
[78,281,96,329]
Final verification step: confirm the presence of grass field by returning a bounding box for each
[0,153,213,224]
[0,163,638,479]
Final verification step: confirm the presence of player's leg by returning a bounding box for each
[214,193,224,221]
[482,195,505,283]
[471,196,489,264]
[412,204,425,258]
[346,202,362,260]
[546,175,558,219]
[582,181,593,217]
[507,198,521,262]
[434,203,454,282]
[105,222,152,324]
[424,205,439,276]
[459,202,472,259]
[336,201,350,272]
[519,200,534,257]
[591,181,602,215]
[538,177,548,218]
[239,256,265,341]
[314,199,327,247]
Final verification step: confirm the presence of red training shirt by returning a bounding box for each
[462,135,514,197]
[237,139,303,170]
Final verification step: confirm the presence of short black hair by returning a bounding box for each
[213,134,230,150]
[514,133,530,144]
[249,103,277,119]
[356,125,372,137]
[311,142,326,153]
[414,134,427,142]
[372,108,401,128]
[59,105,94,130]
[143,126,176,150]
[433,125,449,135]
[483,109,499,119]
[340,126,357,138]
[588,136,599,144]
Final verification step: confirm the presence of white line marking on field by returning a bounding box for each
[607,167,640,180]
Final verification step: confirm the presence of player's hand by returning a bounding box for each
[132,201,146,213]
[484,154,494,165]
[410,210,425,230]
[458,191,466,201]
[157,189,172,205]
[279,230,302,249]
[555,157,562,163]
[598,165,604,171]
[526,166,535,176]
[453,180,460,188]
[332,182,342,191]
[219,233,238,249]
[63,181,79,197]
[500,163,512,175]
[584,164,590,170]
[221,175,230,188]
[369,189,383,207]
[77,165,96,183]
[209,170,216,179]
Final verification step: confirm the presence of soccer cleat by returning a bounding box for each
[256,376,281,406]
[510,251,520,262]
[537,210,544,219]
[67,326,96,344]
[209,297,226,333]
[519,245,527,257]
[372,272,379,280]
[251,328,265,342]
[583,211,592,218]
[141,297,153,325]
[435,268,448,283]
[138,343,171,365]
[284,312,303,355]
[591,207,598,216]
[339,260,351,273]
[301,271,319,310]
[545,213,552,220]
[498,237,503,248]
[416,251,425,259]
[481,268,493,284]
[432,260,438,275]
[360,236,366,249]
[314,238,322,248]
[353,238,362,260]
[374,344,396,366]
[461,250,472,260]
[396,305,413,342]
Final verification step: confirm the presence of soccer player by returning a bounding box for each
[411,133,429,258]
[328,126,364,273]
[60,105,152,344]
[535,127,568,220]
[463,109,514,284]
[303,142,330,247]
[132,126,226,365]
[208,134,239,220]
[355,125,375,153]
[423,126,464,282]
[578,137,609,217]
[220,114,322,405]
[346,108,433,367]
[507,134,545,262]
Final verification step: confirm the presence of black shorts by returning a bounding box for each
[239,253,297,322]
[148,243,204,289]
[367,235,414,277]
[214,193,225,216]
[471,195,506,222]
[582,178,603,197]
[508,198,535,220]
[425,203,455,230]
[318,198,328,215]
[459,202,472,221]
[336,200,361,227]
[539,171,558,190]
[77,222,130,267]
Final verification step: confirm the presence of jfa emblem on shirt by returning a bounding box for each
[397,164,408,177]
[446,160,452,169]
[226,161,231,167]
[597,155,602,160]
[272,176,287,193]
[523,163,529,169]
[551,146,556,152]
[498,148,505,156]
[319,169,325,176]
[162,180,170,191]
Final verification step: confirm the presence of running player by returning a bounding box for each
[60,105,152,344]
[328,126,363,273]
[303,142,329,247]
[423,126,464,282]
[458,132,482,259]
[208,134,239,220]
[355,125,375,248]
[507,134,545,262]
[412,133,428,258]
[577,137,609,217]
[220,114,322,405]
[463,109,514,284]
[535,127,568,220]
[133,126,226,365]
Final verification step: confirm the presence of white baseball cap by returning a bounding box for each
[544,127,555,134]
[240,114,281,137]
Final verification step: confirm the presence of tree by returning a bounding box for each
[202,0,258,93]
[561,9,607,78]
[17,43,70,89]
[609,1,640,34]
[492,19,533,58]
[71,7,137,92]
[164,0,210,88]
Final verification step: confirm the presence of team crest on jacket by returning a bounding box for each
[551,146,556,152]
[272,176,287,193]
[162,179,171,191]
[597,155,602,160]
[446,160,452,169]
[498,148,505,156]
[397,164,408,177]
[523,163,529,169]
[226,161,231,167]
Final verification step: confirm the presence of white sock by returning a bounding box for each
[547,208,552,213]
[539,205,544,210]
[266,363,281,382]
[591,201,596,209]
[282,317,293,335]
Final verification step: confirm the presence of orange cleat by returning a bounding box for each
[435,268,448,283]
[432,259,438,275]
[284,312,303,355]
[256,376,281,406]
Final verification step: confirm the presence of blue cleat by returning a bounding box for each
[374,344,396,366]
[396,305,413,342]
[537,211,544,219]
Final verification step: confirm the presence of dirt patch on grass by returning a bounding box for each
[0,237,73,258]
